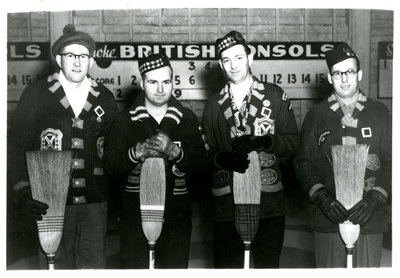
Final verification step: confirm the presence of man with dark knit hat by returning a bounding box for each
[294,43,391,267]
[202,31,299,268]
[103,52,208,268]
[8,24,118,269]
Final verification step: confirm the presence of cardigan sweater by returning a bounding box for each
[294,92,392,233]
[8,72,119,205]
[202,76,299,221]
[103,93,208,220]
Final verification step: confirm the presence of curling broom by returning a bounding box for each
[233,151,261,269]
[139,157,166,269]
[26,150,73,270]
[331,144,369,268]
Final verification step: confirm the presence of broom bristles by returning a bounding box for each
[140,158,166,243]
[26,150,73,255]
[331,144,369,209]
[233,151,261,204]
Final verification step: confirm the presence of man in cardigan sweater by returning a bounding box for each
[8,24,119,268]
[294,43,391,267]
[202,31,299,268]
[103,52,208,268]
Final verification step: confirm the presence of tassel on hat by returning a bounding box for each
[51,24,96,57]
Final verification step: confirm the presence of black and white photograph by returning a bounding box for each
[2,0,398,275]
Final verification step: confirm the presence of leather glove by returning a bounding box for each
[146,131,182,161]
[232,135,272,155]
[215,151,250,173]
[348,190,386,226]
[15,186,49,221]
[311,187,349,224]
[133,142,164,162]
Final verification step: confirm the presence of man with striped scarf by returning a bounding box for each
[202,31,299,268]
[104,52,207,268]
[294,43,391,267]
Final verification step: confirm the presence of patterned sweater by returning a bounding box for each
[8,72,119,205]
[202,76,299,221]
[103,93,208,220]
[294,92,392,233]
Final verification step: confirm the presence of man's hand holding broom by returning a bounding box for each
[311,187,349,224]
[348,190,387,226]
[15,186,49,221]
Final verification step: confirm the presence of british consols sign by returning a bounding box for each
[7,41,340,102]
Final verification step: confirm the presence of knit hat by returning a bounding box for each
[216,30,250,57]
[52,24,96,57]
[138,52,171,75]
[325,43,360,71]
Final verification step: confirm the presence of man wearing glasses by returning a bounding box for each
[294,43,391,267]
[8,24,118,269]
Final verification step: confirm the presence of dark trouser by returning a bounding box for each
[39,202,108,269]
[313,231,383,268]
[120,209,192,269]
[213,215,285,268]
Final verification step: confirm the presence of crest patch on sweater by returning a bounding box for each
[366,154,380,171]
[97,137,104,159]
[362,127,372,138]
[172,164,186,177]
[318,130,331,146]
[40,128,63,150]
[259,152,276,167]
[94,105,105,122]
[254,117,275,136]
[261,168,278,185]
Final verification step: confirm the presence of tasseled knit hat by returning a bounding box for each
[52,24,96,57]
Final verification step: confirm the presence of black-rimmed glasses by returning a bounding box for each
[331,69,358,80]
[60,52,90,63]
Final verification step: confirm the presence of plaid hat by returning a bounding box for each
[216,30,250,56]
[52,24,96,57]
[138,52,171,75]
[325,43,360,70]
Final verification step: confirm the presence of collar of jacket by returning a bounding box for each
[327,90,368,119]
[46,72,101,119]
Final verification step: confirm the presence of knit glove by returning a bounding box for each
[231,135,272,155]
[215,151,250,173]
[348,190,387,226]
[15,186,49,221]
[311,187,349,224]
[133,142,164,162]
[146,131,183,161]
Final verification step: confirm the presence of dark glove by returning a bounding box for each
[15,186,49,221]
[133,142,164,162]
[215,151,250,173]
[146,131,182,161]
[312,187,349,224]
[231,135,272,155]
[348,190,386,226]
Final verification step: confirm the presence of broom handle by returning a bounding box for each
[149,241,156,269]
[47,253,55,270]
[346,247,353,268]
[244,241,251,269]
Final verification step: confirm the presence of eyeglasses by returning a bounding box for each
[60,52,90,63]
[331,69,358,80]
